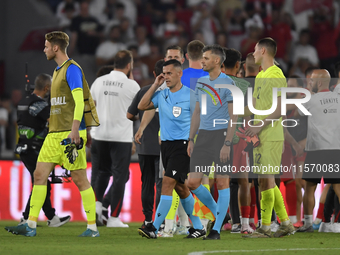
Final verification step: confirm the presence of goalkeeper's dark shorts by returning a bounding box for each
[38,129,87,170]
[190,129,233,176]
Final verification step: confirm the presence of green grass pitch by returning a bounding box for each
[1,221,340,255]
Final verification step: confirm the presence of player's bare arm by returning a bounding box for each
[220,102,238,163]
[68,120,81,145]
[134,109,156,144]
[187,101,201,157]
[284,126,304,157]
[138,74,165,110]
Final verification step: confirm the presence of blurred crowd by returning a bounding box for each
[44,0,340,81]
[1,0,340,158]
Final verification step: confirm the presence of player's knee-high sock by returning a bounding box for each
[28,185,47,228]
[180,193,203,230]
[285,181,297,223]
[178,200,190,227]
[241,206,250,225]
[273,186,289,224]
[324,186,336,223]
[154,195,172,233]
[261,188,275,228]
[192,184,217,217]
[212,188,230,233]
[166,190,179,220]
[315,202,325,224]
[80,187,97,231]
[164,190,179,232]
[250,186,256,223]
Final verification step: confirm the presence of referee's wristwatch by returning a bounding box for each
[188,138,194,142]
[224,140,232,146]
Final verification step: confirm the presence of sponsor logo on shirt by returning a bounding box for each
[104,91,119,96]
[50,108,61,115]
[323,109,337,114]
[51,97,66,106]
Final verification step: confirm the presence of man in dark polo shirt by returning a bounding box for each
[127,59,165,227]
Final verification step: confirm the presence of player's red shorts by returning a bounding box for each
[281,141,295,182]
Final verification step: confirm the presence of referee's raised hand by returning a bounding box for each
[154,73,165,87]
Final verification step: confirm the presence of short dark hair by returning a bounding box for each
[114,50,133,69]
[96,65,114,78]
[289,75,304,87]
[300,29,310,37]
[165,45,184,58]
[154,59,165,76]
[222,48,242,69]
[64,3,75,12]
[35,73,52,91]
[187,40,205,61]
[127,45,138,51]
[163,59,183,70]
[202,44,226,64]
[116,3,125,9]
[305,66,317,77]
[257,37,277,57]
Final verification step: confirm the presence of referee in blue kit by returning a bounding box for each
[137,59,206,239]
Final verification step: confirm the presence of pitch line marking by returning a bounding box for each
[188,247,340,255]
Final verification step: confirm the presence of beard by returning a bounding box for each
[126,69,131,78]
[46,52,56,61]
[312,85,318,93]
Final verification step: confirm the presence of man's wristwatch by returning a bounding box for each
[188,138,194,142]
[224,140,232,146]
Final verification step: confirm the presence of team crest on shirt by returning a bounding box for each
[173,106,182,117]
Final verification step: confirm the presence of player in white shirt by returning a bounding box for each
[296,69,340,233]
[90,50,140,228]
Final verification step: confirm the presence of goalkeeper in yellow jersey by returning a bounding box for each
[242,38,295,238]
[5,31,100,237]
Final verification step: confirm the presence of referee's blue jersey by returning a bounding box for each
[152,85,196,141]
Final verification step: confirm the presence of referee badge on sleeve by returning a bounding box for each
[173,106,182,117]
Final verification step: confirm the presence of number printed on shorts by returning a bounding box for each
[255,153,261,165]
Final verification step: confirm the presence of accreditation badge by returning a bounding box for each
[172,106,182,117]
[212,94,219,106]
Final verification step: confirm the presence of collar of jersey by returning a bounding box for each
[110,70,128,79]
[319,89,330,92]
[209,72,223,81]
[56,58,72,71]
[262,65,276,73]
